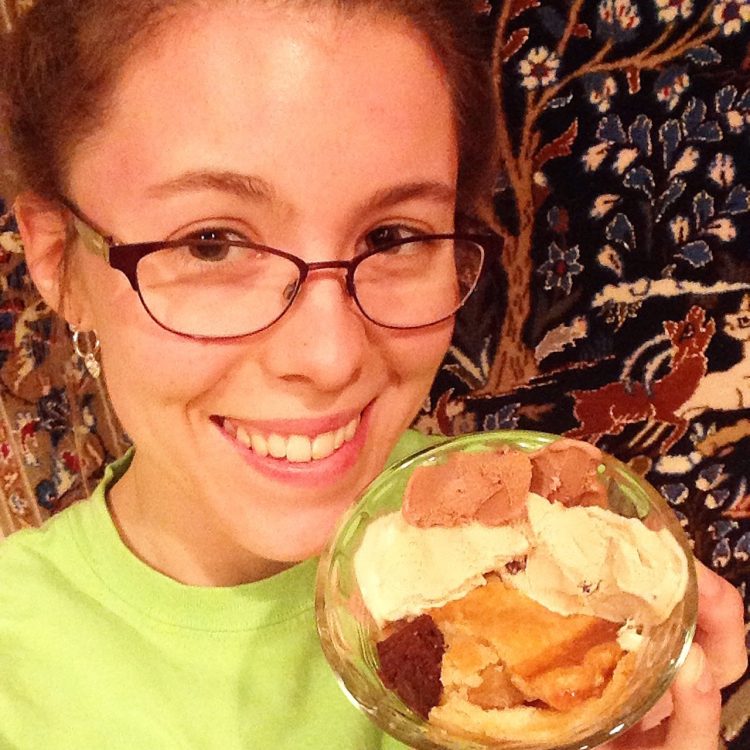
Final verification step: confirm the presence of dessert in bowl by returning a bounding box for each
[315,431,697,750]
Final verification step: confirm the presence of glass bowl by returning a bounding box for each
[315,430,698,750]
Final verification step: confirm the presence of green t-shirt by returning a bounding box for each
[0,429,442,749]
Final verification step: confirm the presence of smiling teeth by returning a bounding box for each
[232,416,360,463]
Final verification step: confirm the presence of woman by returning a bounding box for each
[0,0,744,748]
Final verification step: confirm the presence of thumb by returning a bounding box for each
[664,643,722,749]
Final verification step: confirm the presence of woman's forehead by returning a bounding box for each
[67,3,458,225]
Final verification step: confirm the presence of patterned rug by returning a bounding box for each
[416,1,750,746]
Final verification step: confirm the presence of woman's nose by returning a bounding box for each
[259,270,367,392]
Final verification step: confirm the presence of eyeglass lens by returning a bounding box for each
[136,237,485,337]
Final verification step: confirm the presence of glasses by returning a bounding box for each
[60,198,501,340]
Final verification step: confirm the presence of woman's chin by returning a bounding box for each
[258,508,347,564]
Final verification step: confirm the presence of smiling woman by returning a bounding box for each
[5,0,498,580]
[0,1,743,749]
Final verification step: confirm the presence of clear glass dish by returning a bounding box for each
[315,430,698,750]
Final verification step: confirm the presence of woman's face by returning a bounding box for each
[65,3,458,583]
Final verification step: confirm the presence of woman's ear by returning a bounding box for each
[14,191,71,316]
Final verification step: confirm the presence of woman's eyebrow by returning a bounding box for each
[358,181,457,215]
[147,171,455,214]
[147,170,277,203]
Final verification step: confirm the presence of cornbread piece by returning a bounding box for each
[530,439,607,509]
[466,664,526,710]
[430,650,638,748]
[403,449,532,528]
[432,577,623,712]
[518,641,623,711]
[377,615,445,719]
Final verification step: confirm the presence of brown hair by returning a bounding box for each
[0,0,499,222]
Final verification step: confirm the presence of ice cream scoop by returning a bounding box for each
[510,493,688,628]
[355,511,529,626]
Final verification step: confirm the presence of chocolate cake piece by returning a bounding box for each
[376,614,445,719]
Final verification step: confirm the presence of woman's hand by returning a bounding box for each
[601,560,747,750]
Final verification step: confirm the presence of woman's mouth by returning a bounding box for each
[212,407,372,488]
[220,414,361,463]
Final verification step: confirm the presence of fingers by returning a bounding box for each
[695,559,747,688]
[600,644,720,750]
[637,691,673,732]
[592,562,741,750]
[663,644,722,750]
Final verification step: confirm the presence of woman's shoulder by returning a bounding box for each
[0,498,96,599]
[0,449,131,582]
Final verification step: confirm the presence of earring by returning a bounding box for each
[70,325,101,379]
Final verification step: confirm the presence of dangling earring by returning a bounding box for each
[70,325,101,379]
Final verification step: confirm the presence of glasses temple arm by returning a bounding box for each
[57,195,113,262]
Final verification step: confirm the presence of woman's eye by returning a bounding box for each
[188,242,232,262]
[364,225,418,250]
[181,228,247,262]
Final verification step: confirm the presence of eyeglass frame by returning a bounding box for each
[57,196,503,341]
